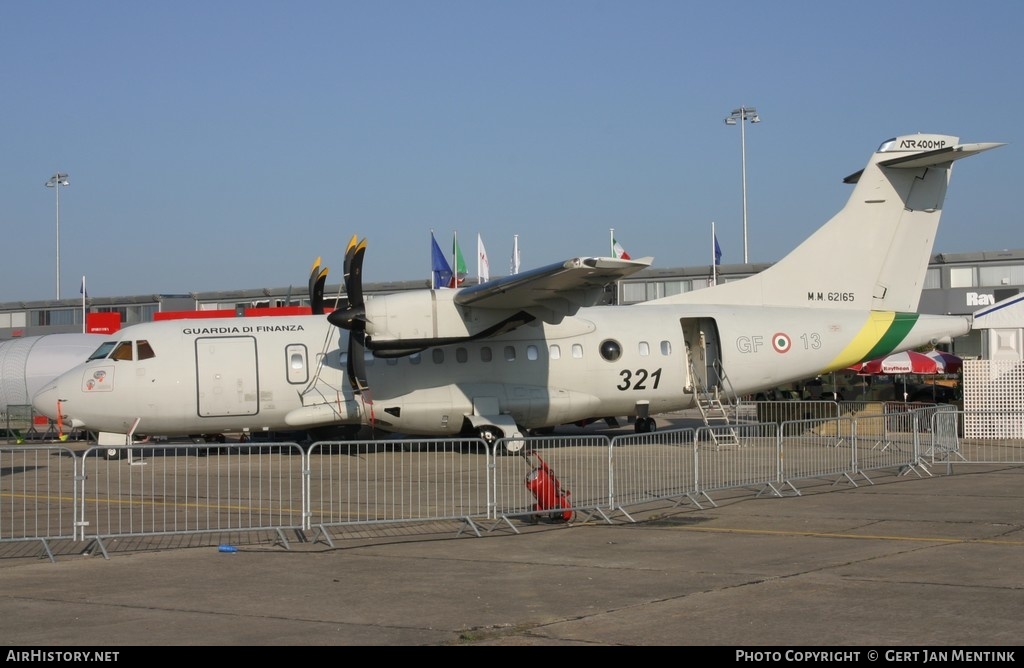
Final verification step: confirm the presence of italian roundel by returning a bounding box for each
[772,333,792,353]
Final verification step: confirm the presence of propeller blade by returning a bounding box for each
[332,236,370,394]
[329,236,368,333]
[308,257,328,315]
[344,235,366,310]
[347,332,369,394]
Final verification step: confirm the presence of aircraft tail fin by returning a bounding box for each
[657,134,1004,312]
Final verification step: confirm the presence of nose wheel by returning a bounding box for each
[634,417,656,433]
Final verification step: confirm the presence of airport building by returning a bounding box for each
[2,248,1022,359]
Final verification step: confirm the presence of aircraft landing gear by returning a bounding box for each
[634,417,656,434]
[478,426,499,446]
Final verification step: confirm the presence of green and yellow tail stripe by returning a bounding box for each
[826,311,920,371]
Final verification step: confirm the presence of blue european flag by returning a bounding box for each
[714,234,722,266]
[431,233,453,289]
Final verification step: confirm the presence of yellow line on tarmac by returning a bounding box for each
[673,524,1024,546]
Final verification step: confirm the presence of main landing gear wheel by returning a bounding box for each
[477,426,502,454]
[477,425,523,455]
[634,417,656,433]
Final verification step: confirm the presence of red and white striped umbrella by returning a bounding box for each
[924,350,963,374]
[850,350,940,375]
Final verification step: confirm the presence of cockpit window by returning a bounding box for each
[110,341,134,361]
[137,340,155,360]
[88,341,118,361]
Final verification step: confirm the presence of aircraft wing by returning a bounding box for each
[455,256,654,315]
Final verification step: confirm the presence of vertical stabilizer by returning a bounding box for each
[657,134,1004,312]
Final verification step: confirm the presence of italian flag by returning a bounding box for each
[612,238,631,260]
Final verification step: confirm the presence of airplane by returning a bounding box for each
[32,133,1004,450]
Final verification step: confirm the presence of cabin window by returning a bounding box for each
[386,358,398,366]
[660,340,672,356]
[410,352,422,365]
[504,345,516,362]
[456,347,468,363]
[432,349,445,364]
[111,341,134,361]
[572,343,583,359]
[638,341,650,357]
[526,345,539,361]
[549,345,561,360]
[136,340,155,360]
[599,339,622,362]
[480,347,492,362]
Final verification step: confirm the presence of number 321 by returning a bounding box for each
[617,368,662,391]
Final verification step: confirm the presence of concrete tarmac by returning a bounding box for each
[1,463,1022,647]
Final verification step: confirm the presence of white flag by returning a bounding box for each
[477,234,490,283]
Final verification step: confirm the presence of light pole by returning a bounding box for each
[45,173,69,299]
[724,107,759,263]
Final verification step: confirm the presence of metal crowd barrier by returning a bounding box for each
[2,406,1021,561]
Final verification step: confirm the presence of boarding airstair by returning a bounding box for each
[691,357,742,449]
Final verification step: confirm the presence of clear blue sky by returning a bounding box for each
[2,1,1019,303]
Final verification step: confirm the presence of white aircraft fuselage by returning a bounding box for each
[32,304,968,439]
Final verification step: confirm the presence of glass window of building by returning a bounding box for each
[949,267,976,288]
[979,265,1024,287]
[622,283,646,303]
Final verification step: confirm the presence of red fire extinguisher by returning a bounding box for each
[524,450,573,522]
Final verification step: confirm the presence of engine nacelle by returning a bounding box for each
[363,290,517,351]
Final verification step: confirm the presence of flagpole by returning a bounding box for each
[429,229,433,286]
[81,275,86,333]
[610,228,614,256]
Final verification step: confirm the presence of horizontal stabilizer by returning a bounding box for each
[878,142,1006,169]
[844,140,1005,183]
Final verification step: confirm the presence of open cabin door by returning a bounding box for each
[680,317,723,395]
[680,316,740,447]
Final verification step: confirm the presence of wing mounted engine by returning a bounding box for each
[327,239,653,356]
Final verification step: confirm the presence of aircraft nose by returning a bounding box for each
[32,382,61,420]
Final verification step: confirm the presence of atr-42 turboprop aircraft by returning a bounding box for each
[33,134,1003,446]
